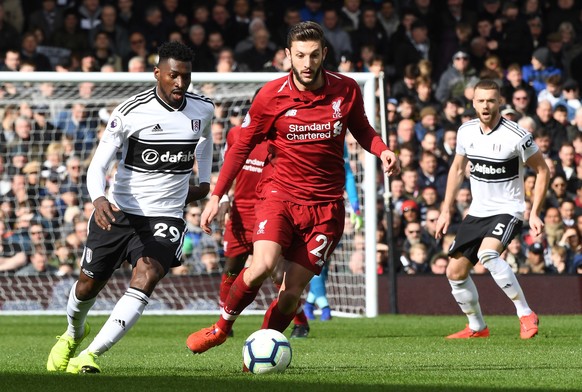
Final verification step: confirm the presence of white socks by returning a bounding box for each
[479,250,532,317]
[66,281,96,339]
[449,277,486,332]
[83,288,149,356]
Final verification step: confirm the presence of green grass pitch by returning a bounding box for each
[1,314,581,392]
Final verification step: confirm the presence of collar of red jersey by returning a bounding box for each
[285,69,332,102]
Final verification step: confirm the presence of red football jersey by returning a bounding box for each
[225,125,269,208]
[214,70,388,203]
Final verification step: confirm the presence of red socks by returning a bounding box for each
[217,269,260,333]
[261,299,296,332]
[219,273,237,308]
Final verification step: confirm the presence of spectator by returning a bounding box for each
[537,74,565,108]
[123,31,150,71]
[435,50,478,104]
[415,107,443,144]
[434,0,477,77]
[396,119,418,149]
[414,76,440,113]
[567,107,582,142]
[511,88,535,119]
[503,237,526,273]
[116,0,139,32]
[0,220,27,272]
[33,196,61,242]
[236,27,275,72]
[207,4,235,49]
[91,31,123,72]
[186,24,214,72]
[429,252,449,275]
[406,242,430,274]
[216,47,250,72]
[321,8,352,66]
[555,143,578,193]
[392,63,419,102]
[141,4,166,53]
[534,100,568,157]
[50,239,78,277]
[15,249,58,276]
[89,4,129,59]
[273,6,300,49]
[502,63,538,113]
[522,47,562,95]
[20,32,52,71]
[401,198,421,226]
[51,8,90,57]
[401,168,421,204]
[562,79,581,121]
[376,0,399,41]
[340,0,362,33]
[0,5,21,55]
[440,128,457,164]
[417,150,447,199]
[421,206,441,253]
[522,242,547,274]
[351,4,390,63]
[233,18,276,56]
[300,0,324,24]
[53,103,99,158]
[28,0,64,42]
[548,244,568,274]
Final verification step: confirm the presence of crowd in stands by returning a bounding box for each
[1,0,582,278]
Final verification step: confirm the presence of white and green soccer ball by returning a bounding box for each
[242,329,292,374]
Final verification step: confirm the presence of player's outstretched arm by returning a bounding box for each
[435,154,468,240]
[200,195,220,234]
[526,150,550,238]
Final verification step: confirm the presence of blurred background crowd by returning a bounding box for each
[1,0,582,278]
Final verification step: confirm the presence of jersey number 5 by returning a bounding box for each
[491,223,506,236]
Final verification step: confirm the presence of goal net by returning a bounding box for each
[0,72,380,317]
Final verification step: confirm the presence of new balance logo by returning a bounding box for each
[113,319,126,330]
[152,124,163,132]
[285,109,297,117]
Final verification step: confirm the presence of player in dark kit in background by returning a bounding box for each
[436,80,549,340]
[47,42,214,374]
[186,21,400,355]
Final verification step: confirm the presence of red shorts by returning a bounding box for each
[253,194,345,275]
[223,203,255,258]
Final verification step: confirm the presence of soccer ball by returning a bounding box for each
[242,329,292,374]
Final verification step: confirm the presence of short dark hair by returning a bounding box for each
[474,79,500,93]
[287,21,325,49]
[157,41,194,64]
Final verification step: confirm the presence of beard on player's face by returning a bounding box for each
[290,59,322,88]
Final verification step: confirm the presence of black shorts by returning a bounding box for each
[447,214,523,265]
[81,209,186,280]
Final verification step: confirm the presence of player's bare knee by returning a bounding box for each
[446,256,471,281]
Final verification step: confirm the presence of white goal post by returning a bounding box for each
[0,71,380,317]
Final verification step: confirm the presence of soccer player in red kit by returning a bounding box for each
[217,122,310,338]
[186,21,400,354]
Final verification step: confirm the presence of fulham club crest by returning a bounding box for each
[191,119,201,134]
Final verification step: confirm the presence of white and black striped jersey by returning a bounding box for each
[456,117,539,220]
[96,87,213,219]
